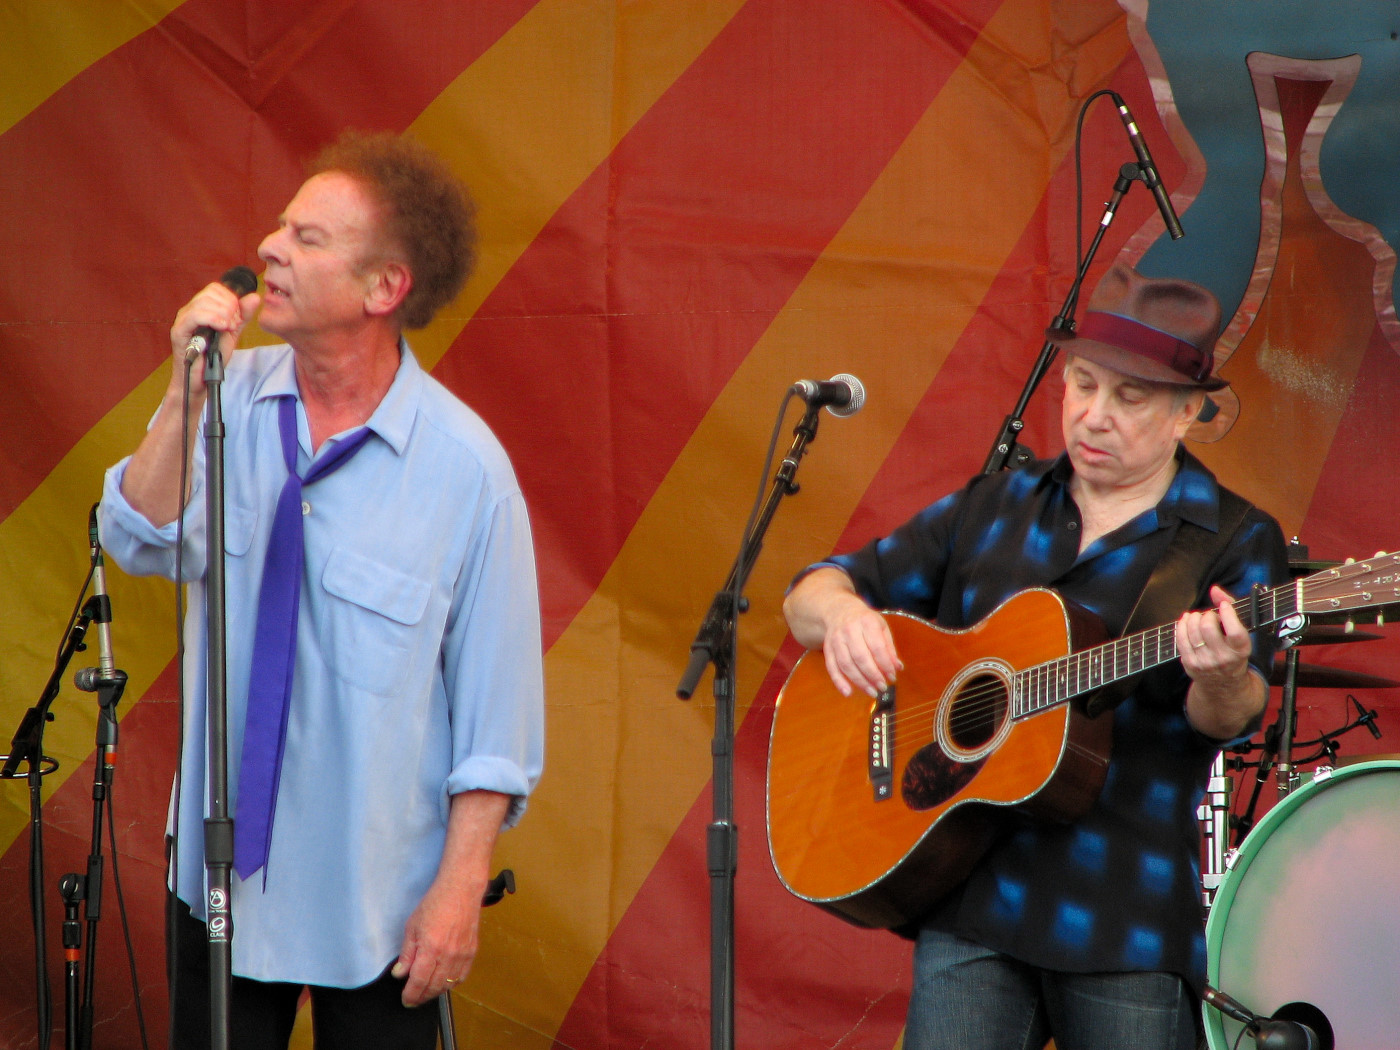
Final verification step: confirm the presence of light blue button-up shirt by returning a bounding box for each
[100,343,545,987]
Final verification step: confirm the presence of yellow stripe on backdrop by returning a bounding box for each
[467,2,1135,1046]
[0,0,746,855]
[0,0,188,135]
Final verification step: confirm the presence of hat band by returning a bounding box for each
[1076,310,1214,383]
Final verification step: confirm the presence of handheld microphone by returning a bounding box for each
[1113,95,1184,240]
[184,265,260,358]
[791,373,866,417]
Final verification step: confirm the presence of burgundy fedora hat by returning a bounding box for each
[1050,263,1229,392]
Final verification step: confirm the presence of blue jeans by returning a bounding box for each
[905,927,1198,1050]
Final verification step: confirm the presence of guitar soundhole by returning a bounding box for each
[901,668,1009,811]
[947,673,1008,751]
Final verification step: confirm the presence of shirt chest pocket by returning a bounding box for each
[318,547,432,698]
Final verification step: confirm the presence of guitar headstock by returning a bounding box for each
[1300,552,1400,620]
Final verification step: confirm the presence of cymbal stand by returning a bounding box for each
[1198,752,1233,908]
[1277,695,1383,766]
[1227,722,1279,847]
[1273,613,1306,800]
[1223,615,1304,849]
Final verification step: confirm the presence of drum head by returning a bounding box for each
[1205,760,1400,1049]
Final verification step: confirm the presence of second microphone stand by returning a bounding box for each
[676,400,826,1050]
[981,162,1140,475]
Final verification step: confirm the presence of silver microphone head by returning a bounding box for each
[826,373,866,417]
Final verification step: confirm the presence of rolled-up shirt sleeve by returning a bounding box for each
[439,488,545,828]
[99,449,210,582]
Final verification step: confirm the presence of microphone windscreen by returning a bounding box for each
[221,265,259,297]
[828,373,866,417]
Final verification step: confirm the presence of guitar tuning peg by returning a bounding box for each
[1345,557,1356,565]
[1380,610,1386,627]
[1376,550,1387,558]
[1345,618,1355,634]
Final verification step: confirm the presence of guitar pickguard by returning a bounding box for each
[901,747,984,811]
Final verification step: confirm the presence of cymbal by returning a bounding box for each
[1288,558,1341,575]
[1269,660,1400,689]
[1305,604,1400,628]
[1291,624,1383,646]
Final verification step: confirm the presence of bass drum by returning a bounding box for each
[1205,760,1400,1050]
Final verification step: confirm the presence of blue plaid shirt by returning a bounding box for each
[823,449,1286,991]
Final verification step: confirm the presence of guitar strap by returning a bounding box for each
[1083,484,1253,717]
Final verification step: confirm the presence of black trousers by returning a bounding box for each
[168,895,440,1050]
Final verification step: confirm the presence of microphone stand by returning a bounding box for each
[67,663,127,1050]
[676,402,826,1050]
[980,162,1141,475]
[2,590,97,1050]
[201,343,235,1050]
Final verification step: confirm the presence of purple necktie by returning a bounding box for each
[234,396,372,881]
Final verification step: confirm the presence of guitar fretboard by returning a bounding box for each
[1012,579,1299,718]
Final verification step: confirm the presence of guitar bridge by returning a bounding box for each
[869,685,895,802]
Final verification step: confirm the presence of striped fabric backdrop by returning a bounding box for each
[3,2,1398,1047]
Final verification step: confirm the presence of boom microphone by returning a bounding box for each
[1202,986,1333,1050]
[1113,95,1184,240]
[184,265,260,358]
[791,373,866,417]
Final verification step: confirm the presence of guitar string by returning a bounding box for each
[772,578,1386,805]
[879,580,1312,733]
[785,580,1361,741]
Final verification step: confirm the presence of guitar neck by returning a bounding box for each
[1013,579,1300,718]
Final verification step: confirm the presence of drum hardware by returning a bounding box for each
[1203,761,1400,1050]
[1198,753,1234,906]
[1200,542,1397,1046]
[1274,614,1307,804]
[1206,581,1390,871]
[1233,587,1392,837]
[1202,985,1334,1050]
[1224,691,1385,847]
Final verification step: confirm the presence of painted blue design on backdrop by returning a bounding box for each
[1131,1,1400,318]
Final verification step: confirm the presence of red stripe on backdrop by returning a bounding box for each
[434,0,1008,650]
[549,53,1177,1050]
[1301,326,1400,574]
[0,0,536,522]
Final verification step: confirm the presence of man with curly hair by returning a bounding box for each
[99,131,544,1049]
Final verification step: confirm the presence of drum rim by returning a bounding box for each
[1202,758,1400,1045]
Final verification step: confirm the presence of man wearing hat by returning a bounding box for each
[784,264,1288,1049]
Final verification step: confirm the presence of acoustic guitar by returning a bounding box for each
[766,553,1400,929]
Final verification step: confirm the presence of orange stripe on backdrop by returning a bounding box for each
[453,1,1141,1045]
[0,0,188,135]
